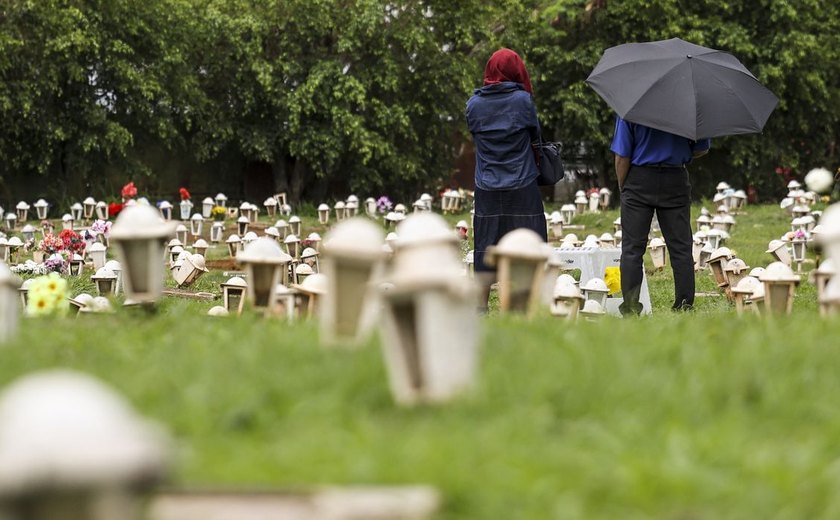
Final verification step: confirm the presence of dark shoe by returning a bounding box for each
[672,300,694,312]
[619,300,643,316]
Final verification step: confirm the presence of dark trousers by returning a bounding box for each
[620,165,694,314]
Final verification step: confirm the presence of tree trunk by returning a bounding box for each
[289,159,307,204]
[271,153,289,195]
[271,154,307,204]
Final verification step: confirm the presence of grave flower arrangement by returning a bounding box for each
[783,230,807,242]
[180,187,191,201]
[81,228,96,245]
[121,181,138,201]
[376,196,393,214]
[604,266,621,295]
[109,202,124,218]
[90,219,112,238]
[43,253,68,274]
[59,229,85,254]
[38,233,64,255]
[10,260,46,276]
[26,272,68,317]
[211,206,226,221]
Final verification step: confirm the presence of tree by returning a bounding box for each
[189,0,492,202]
[4,0,836,203]
[0,0,199,201]
[493,0,840,199]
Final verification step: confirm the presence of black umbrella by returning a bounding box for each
[585,38,779,140]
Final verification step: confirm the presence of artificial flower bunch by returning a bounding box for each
[784,229,807,241]
[90,219,112,237]
[10,260,46,276]
[121,181,138,201]
[26,272,68,317]
[376,195,393,214]
[604,266,621,295]
[211,206,226,221]
[59,229,85,254]
[108,202,124,218]
[179,187,191,201]
[42,253,68,274]
[38,230,85,260]
[38,233,65,255]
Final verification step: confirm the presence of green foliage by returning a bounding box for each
[188,0,491,201]
[0,0,199,198]
[494,0,840,199]
[1,1,839,203]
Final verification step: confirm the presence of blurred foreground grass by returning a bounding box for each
[1,202,837,519]
[3,308,840,519]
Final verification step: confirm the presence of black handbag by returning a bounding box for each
[534,138,564,186]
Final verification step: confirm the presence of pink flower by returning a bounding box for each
[121,181,138,200]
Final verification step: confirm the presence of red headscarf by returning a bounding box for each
[483,48,533,94]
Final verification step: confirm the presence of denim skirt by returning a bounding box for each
[473,181,547,272]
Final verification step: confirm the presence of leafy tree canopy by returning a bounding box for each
[1,0,837,202]
[494,0,840,197]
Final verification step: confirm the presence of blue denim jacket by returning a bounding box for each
[466,82,540,190]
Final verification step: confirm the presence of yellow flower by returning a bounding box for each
[25,273,68,317]
[44,272,67,295]
[27,292,54,316]
[604,267,621,295]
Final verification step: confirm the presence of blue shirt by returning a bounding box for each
[610,116,710,166]
[466,82,540,190]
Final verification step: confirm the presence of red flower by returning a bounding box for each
[109,202,124,218]
[58,229,85,254]
[179,187,191,200]
[121,181,137,200]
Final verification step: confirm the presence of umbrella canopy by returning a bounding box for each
[586,38,779,140]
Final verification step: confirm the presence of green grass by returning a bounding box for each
[1,203,837,519]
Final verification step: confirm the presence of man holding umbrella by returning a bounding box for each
[611,118,709,314]
[587,37,779,315]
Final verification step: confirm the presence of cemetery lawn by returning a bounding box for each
[2,202,839,519]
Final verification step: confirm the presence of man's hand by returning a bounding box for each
[615,154,631,189]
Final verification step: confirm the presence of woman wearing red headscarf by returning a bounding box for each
[466,48,547,311]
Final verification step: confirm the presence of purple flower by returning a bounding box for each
[43,255,67,274]
[376,196,393,214]
[90,219,112,236]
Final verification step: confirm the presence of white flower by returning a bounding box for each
[805,167,834,194]
[11,260,45,275]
